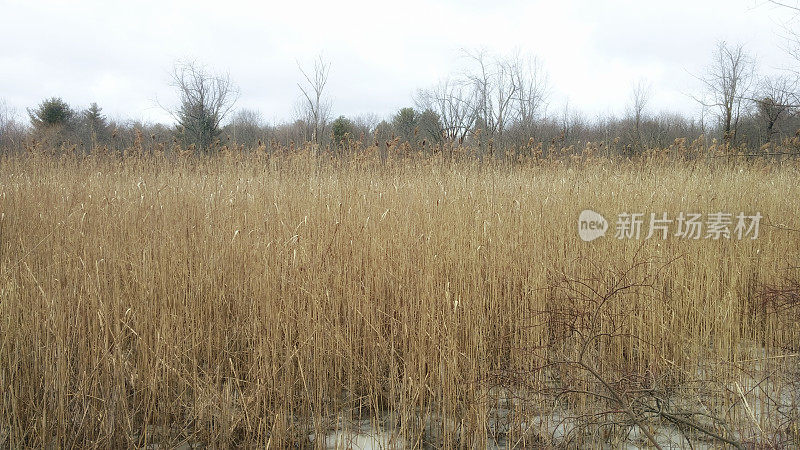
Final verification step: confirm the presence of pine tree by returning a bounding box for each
[82,103,110,149]
[417,108,444,144]
[28,97,75,131]
[83,102,108,135]
[331,116,355,148]
[392,107,418,144]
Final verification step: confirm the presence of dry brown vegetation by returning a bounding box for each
[1,146,799,448]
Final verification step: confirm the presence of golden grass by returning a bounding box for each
[1,150,799,447]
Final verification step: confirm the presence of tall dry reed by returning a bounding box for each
[1,149,798,447]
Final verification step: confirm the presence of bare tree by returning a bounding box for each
[229,108,265,148]
[462,49,518,140]
[415,50,549,146]
[559,100,571,144]
[0,99,26,152]
[508,52,550,134]
[0,99,14,140]
[352,113,379,135]
[630,80,651,136]
[693,42,756,145]
[167,60,239,151]
[765,0,800,112]
[768,1,800,68]
[627,79,652,151]
[297,55,331,146]
[754,75,797,142]
[414,78,475,144]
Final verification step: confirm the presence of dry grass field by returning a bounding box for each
[1,147,799,448]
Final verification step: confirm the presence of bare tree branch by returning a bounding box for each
[296,55,331,146]
[165,60,239,152]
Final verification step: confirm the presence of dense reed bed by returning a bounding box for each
[1,149,798,447]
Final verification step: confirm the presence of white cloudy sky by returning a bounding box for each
[0,0,796,125]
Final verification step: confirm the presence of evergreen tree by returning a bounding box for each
[83,103,108,135]
[417,108,444,144]
[28,97,75,131]
[81,103,110,148]
[331,115,355,148]
[392,107,418,144]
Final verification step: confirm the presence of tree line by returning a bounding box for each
[1,39,799,157]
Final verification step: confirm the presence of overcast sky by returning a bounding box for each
[0,0,796,126]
